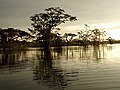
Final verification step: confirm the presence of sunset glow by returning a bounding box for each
[0,0,120,41]
[59,21,120,40]
[106,29,120,40]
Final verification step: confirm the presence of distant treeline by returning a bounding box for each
[0,27,116,49]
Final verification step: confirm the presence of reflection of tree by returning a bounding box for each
[52,47,63,60]
[79,45,105,62]
[0,50,28,70]
[93,45,102,61]
[107,44,113,51]
[32,46,107,89]
[33,50,67,90]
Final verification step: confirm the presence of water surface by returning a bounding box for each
[0,44,120,90]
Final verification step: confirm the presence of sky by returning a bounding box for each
[1,0,120,39]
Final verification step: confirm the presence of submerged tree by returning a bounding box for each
[50,31,62,46]
[77,27,106,45]
[63,33,77,45]
[77,30,91,45]
[29,7,77,50]
[91,29,106,45]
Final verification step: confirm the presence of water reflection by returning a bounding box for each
[0,50,29,72]
[32,49,67,90]
[0,45,116,90]
[32,45,106,90]
[61,45,105,62]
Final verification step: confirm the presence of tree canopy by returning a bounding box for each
[29,7,77,49]
[0,28,32,49]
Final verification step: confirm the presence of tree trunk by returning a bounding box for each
[44,40,50,50]
[43,39,52,61]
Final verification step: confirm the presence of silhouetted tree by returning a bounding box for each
[91,29,106,45]
[63,33,69,44]
[63,33,77,45]
[0,28,31,50]
[78,31,84,41]
[77,28,106,45]
[107,37,114,44]
[77,30,91,45]
[50,32,62,46]
[29,7,77,50]
[68,33,77,41]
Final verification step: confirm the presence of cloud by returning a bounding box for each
[0,0,120,32]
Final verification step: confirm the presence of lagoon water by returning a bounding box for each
[0,44,120,90]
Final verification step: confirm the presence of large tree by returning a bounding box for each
[29,7,77,50]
